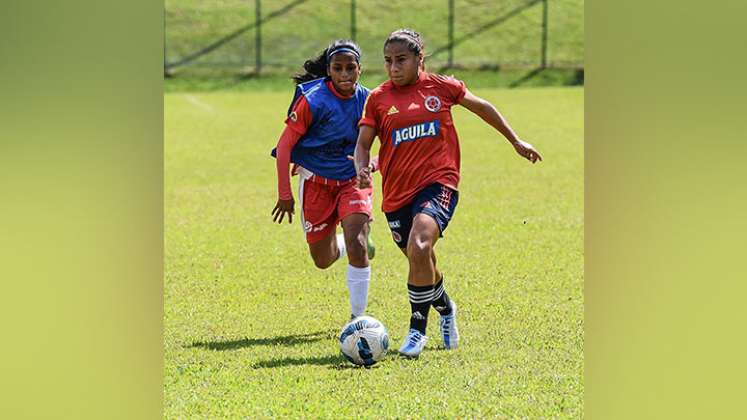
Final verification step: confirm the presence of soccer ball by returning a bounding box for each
[339,315,389,366]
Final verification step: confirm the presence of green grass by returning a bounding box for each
[165,86,583,417]
[165,0,583,72]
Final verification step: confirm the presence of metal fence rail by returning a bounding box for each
[165,0,583,75]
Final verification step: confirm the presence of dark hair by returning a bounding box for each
[292,39,362,85]
[384,28,425,57]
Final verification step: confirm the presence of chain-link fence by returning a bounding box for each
[165,0,583,75]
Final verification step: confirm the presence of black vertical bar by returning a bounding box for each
[541,0,548,68]
[447,0,454,68]
[255,0,262,75]
[351,0,357,42]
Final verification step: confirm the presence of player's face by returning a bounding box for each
[384,41,422,86]
[328,53,361,96]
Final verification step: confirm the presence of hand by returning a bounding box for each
[357,166,373,189]
[512,139,543,163]
[272,198,295,224]
[347,155,375,187]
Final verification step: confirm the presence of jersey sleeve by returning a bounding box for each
[284,95,314,135]
[438,74,467,103]
[358,91,378,129]
[275,125,302,201]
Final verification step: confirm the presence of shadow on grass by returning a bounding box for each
[188,330,335,351]
[252,353,346,369]
[252,353,397,370]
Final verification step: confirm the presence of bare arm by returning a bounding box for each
[354,125,376,188]
[459,89,542,163]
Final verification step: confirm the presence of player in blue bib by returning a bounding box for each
[270,40,377,320]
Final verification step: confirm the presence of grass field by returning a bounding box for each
[165,86,583,417]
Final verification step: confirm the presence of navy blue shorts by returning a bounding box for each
[384,183,459,249]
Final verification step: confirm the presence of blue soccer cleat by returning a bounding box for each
[398,328,428,358]
[439,300,459,349]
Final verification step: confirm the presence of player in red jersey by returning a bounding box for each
[271,40,377,320]
[354,29,542,357]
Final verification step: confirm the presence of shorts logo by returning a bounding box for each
[349,196,372,207]
[303,221,313,232]
[437,186,453,209]
[391,231,402,242]
[391,120,440,146]
[388,220,401,228]
[424,96,442,112]
[312,223,328,232]
[289,111,298,122]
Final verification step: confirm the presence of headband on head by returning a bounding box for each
[327,46,360,62]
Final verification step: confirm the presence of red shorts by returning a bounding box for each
[299,175,373,244]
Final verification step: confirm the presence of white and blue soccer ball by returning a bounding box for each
[339,315,389,366]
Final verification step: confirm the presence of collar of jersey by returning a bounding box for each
[325,78,355,100]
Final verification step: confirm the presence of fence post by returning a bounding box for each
[541,0,548,68]
[255,0,262,75]
[351,0,357,42]
[447,0,454,68]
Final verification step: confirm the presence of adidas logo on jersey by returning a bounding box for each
[387,105,399,115]
[392,120,441,146]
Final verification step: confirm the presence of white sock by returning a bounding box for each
[347,264,371,317]
[336,233,347,261]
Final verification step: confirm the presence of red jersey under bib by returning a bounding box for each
[358,72,466,212]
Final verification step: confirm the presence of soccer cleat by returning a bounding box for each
[367,234,376,260]
[398,328,428,358]
[439,301,459,349]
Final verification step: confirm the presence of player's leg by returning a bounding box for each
[406,213,440,285]
[341,213,370,317]
[307,231,342,269]
[417,184,459,349]
[338,182,374,318]
[402,183,461,355]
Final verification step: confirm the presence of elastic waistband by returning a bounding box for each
[307,173,356,186]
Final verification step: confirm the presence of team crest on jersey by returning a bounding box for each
[391,120,440,146]
[424,95,442,112]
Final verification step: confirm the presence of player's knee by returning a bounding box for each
[407,237,432,263]
[311,253,334,270]
[346,233,367,262]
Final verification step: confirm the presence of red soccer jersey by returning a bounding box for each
[359,72,466,212]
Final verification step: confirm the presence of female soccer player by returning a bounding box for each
[354,29,542,357]
[271,40,377,319]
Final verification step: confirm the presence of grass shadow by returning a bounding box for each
[253,353,395,370]
[188,330,334,351]
[252,353,347,369]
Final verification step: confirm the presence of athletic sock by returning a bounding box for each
[407,283,433,334]
[431,275,453,316]
[336,233,347,261]
[347,264,370,317]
